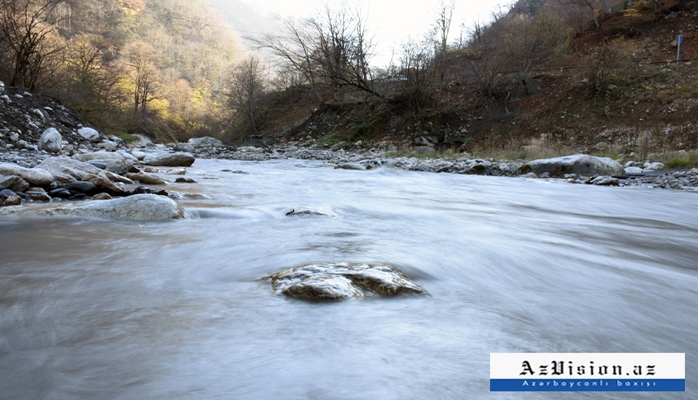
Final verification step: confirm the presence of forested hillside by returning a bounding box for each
[0,0,243,142]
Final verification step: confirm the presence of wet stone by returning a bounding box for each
[26,190,51,202]
[0,175,30,192]
[49,188,72,198]
[87,161,107,170]
[175,177,197,183]
[263,263,427,301]
[132,186,151,195]
[0,193,21,206]
[91,193,113,200]
[64,181,100,195]
[285,208,335,217]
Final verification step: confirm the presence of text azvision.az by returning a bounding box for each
[520,360,655,377]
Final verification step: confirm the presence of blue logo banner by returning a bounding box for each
[490,379,685,392]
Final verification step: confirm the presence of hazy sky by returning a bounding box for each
[242,0,512,66]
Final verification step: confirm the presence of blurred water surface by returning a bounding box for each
[1,159,696,399]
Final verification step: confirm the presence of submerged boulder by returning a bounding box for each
[520,154,624,177]
[263,263,426,301]
[590,176,620,186]
[334,162,365,170]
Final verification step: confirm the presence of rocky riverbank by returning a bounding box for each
[2,134,698,218]
[217,143,698,191]
[2,77,697,218]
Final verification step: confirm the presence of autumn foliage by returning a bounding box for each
[0,0,241,142]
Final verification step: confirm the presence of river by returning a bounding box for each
[1,159,696,399]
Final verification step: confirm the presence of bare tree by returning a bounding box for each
[463,19,513,97]
[226,56,267,135]
[122,41,161,124]
[64,33,121,109]
[468,19,486,47]
[251,18,324,106]
[311,3,383,101]
[555,0,613,29]
[253,2,385,104]
[434,0,455,54]
[586,41,617,92]
[0,0,65,91]
[500,12,570,95]
[66,34,106,88]
[396,37,436,112]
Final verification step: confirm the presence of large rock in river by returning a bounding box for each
[263,263,426,301]
[520,154,624,177]
[32,194,185,221]
[146,152,195,167]
[0,163,54,186]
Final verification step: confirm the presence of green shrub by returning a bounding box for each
[659,151,698,169]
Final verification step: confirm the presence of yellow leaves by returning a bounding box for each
[167,113,187,132]
[115,74,136,95]
[192,87,208,105]
[111,74,136,111]
[119,0,145,16]
[623,0,651,18]
[150,98,170,119]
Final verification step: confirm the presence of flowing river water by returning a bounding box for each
[1,158,697,399]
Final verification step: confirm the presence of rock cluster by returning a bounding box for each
[161,138,695,191]
[263,263,427,301]
[0,122,197,219]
